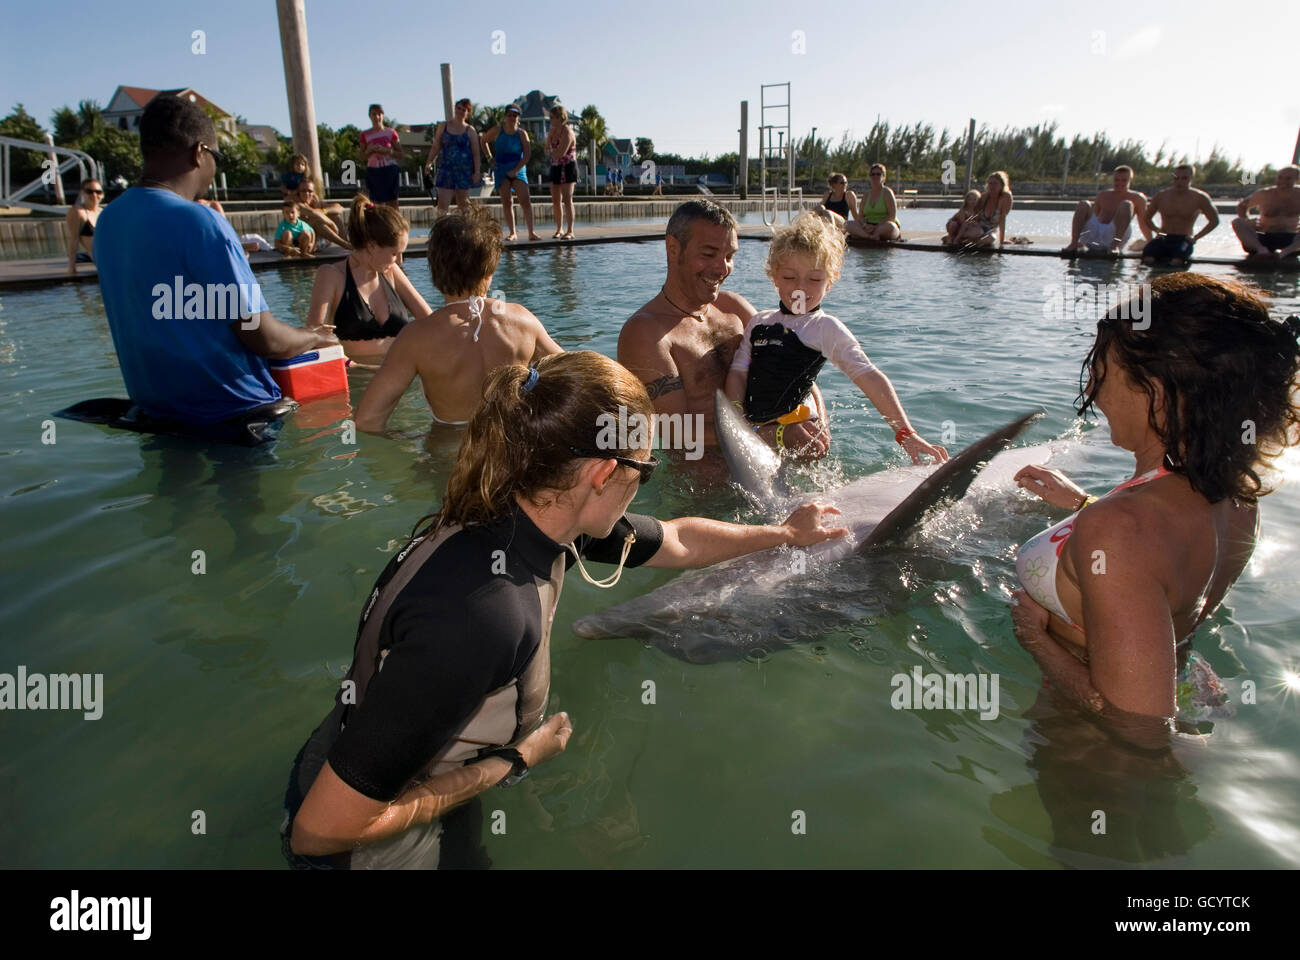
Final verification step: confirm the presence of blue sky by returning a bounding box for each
[4,0,1297,170]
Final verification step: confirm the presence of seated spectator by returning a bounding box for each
[294,180,350,249]
[281,153,310,200]
[276,202,317,257]
[66,179,104,275]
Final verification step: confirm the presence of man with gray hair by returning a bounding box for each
[619,200,828,455]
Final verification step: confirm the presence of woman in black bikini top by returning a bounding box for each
[305,193,430,363]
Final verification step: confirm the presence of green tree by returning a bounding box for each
[0,104,51,187]
[219,131,266,188]
[76,125,142,184]
[634,137,654,164]
[576,105,607,188]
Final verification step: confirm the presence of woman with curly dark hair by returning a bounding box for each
[1010,272,1300,745]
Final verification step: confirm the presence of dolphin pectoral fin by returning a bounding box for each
[859,410,1044,552]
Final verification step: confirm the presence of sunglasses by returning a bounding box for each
[84,187,103,194]
[870,171,883,176]
[199,143,224,165]
[569,447,659,484]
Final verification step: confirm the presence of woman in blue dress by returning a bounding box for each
[425,98,481,213]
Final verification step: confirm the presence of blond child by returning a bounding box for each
[724,213,948,464]
[942,190,982,246]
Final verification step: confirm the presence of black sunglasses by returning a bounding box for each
[569,447,659,484]
[199,142,225,166]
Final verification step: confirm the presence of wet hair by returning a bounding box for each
[139,94,215,159]
[427,203,502,296]
[665,200,738,251]
[767,211,845,278]
[345,191,409,249]
[1114,164,1134,178]
[985,170,1009,193]
[1080,272,1300,503]
[419,351,655,533]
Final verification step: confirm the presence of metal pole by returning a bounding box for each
[963,118,975,194]
[810,126,816,186]
[276,0,323,188]
[739,101,748,199]
[441,64,454,124]
[1062,146,1069,195]
[43,133,66,205]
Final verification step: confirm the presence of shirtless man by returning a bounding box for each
[355,205,562,431]
[1063,165,1151,256]
[1139,164,1219,265]
[618,200,829,458]
[1232,164,1300,260]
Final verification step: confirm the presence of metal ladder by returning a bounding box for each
[1,136,101,213]
[759,83,802,225]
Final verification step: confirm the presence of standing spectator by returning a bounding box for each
[546,105,577,239]
[425,98,481,214]
[481,104,540,241]
[360,104,404,210]
[66,179,104,275]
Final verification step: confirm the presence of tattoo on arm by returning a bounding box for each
[645,374,684,399]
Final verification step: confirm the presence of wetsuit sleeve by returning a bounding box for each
[806,312,876,380]
[326,590,522,802]
[572,513,664,568]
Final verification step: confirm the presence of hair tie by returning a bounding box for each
[521,367,540,394]
[365,202,374,210]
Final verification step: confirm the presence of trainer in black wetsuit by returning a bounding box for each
[333,261,412,340]
[282,503,663,869]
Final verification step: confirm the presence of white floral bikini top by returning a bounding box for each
[1015,466,1172,630]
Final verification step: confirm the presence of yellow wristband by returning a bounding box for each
[775,423,786,450]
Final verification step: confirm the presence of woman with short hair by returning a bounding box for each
[481,104,540,241]
[425,98,481,214]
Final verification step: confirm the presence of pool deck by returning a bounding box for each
[2,223,1296,290]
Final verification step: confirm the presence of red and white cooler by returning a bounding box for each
[268,345,349,403]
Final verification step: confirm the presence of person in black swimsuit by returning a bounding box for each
[304,192,431,365]
[282,350,850,868]
[66,179,103,273]
[821,172,855,223]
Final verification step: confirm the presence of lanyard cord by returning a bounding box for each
[565,531,636,589]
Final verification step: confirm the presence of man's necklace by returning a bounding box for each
[661,287,709,322]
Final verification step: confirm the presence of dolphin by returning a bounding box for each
[571,398,1049,662]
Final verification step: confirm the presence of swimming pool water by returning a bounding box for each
[1,243,1297,868]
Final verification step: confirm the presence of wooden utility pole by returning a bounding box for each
[441,65,454,124]
[276,0,322,187]
[1292,125,1300,164]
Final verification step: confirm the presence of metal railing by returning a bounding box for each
[1,137,102,214]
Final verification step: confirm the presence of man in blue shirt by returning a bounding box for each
[95,95,335,431]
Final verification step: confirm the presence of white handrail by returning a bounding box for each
[0,136,101,213]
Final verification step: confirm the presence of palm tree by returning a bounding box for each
[576,105,607,195]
